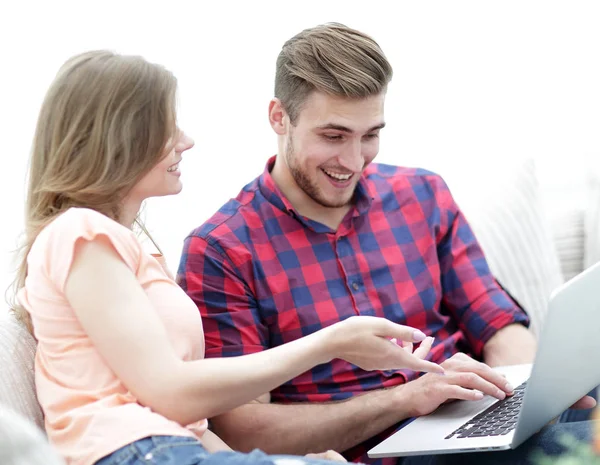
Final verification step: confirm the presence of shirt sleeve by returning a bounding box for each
[31,208,141,294]
[426,174,530,357]
[177,234,268,358]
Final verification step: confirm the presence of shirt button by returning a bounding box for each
[352,282,359,291]
[145,452,153,461]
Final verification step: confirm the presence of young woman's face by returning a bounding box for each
[130,128,195,201]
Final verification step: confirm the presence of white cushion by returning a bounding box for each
[584,170,600,269]
[549,208,585,282]
[0,313,43,430]
[0,404,63,465]
[441,159,564,338]
[537,168,587,281]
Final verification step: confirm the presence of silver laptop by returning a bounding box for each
[369,261,600,458]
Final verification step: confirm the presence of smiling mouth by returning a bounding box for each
[167,163,179,172]
[321,168,352,181]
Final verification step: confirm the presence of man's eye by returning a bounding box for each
[324,135,342,141]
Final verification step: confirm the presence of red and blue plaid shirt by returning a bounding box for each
[178,156,529,464]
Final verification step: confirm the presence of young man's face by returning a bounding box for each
[282,91,385,209]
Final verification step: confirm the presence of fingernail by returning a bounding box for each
[505,382,514,392]
[474,391,484,400]
[390,338,397,345]
[497,389,506,400]
[412,330,427,342]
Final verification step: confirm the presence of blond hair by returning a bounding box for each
[10,50,177,331]
[274,23,393,124]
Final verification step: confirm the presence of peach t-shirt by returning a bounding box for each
[18,208,207,465]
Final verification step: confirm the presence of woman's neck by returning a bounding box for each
[120,197,142,228]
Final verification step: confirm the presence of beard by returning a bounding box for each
[285,134,356,209]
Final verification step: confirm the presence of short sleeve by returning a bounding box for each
[30,208,142,293]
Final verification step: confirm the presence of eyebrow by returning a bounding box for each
[316,122,386,133]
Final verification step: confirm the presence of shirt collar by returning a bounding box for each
[258,156,297,214]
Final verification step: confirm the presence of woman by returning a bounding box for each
[12,51,442,465]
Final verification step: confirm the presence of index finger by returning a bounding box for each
[391,347,444,374]
[376,319,427,344]
[413,336,434,359]
[460,359,514,394]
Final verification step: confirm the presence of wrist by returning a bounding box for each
[388,381,420,419]
[309,324,339,365]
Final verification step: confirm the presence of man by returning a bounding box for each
[178,23,595,464]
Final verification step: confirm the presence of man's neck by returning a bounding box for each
[270,157,352,231]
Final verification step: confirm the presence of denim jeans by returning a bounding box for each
[94,435,349,465]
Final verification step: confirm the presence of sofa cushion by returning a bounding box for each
[0,313,43,430]
[0,404,63,465]
[549,208,585,282]
[441,159,564,338]
[584,170,600,270]
[537,165,587,282]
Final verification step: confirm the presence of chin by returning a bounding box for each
[317,194,353,209]
[156,184,183,198]
[319,189,355,208]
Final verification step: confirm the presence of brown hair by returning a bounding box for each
[10,50,177,331]
[274,22,393,124]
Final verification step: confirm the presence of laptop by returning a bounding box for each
[369,261,600,458]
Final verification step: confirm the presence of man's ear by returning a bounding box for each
[268,98,288,135]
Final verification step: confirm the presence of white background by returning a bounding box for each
[1,1,599,304]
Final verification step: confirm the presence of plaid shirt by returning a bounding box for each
[178,156,529,464]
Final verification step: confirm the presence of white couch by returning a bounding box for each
[0,316,63,464]
[0,158,597,459]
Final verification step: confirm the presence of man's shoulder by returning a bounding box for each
[186,177,262,247]
[364,163,449,196]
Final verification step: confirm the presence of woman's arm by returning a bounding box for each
[64,236,441,426]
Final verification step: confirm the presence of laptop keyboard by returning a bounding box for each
[445,382,527,440]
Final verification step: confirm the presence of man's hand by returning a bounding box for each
[399,353,514,417]
[570,396,597,410]
[483,324,596,410]
[305,450,347,462]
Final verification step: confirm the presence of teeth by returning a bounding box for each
[323,169,352,181]
[167,163,179,172]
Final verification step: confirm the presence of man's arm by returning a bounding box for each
[211,351,516,455]
[443,183,594,409]
[211,389,412,455]
[428,173,531,358]
[483,323,537,367]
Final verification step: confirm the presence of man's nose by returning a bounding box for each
[339,139,364,172]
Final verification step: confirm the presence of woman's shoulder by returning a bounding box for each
[38,207,132,242]
[30,207,141,270]
[51,207,125,229]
